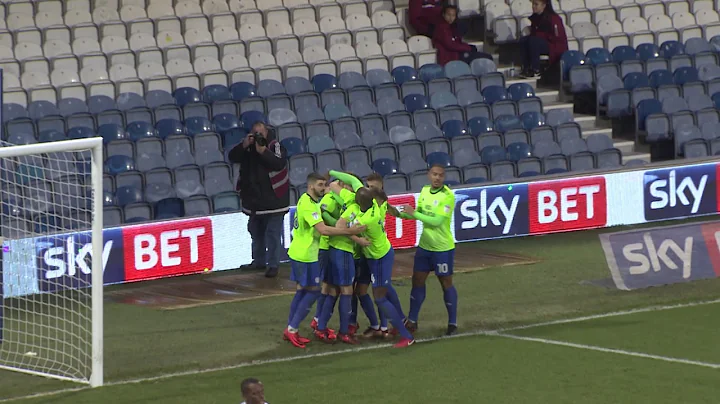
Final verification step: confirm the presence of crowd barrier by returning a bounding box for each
[2,160,718,298]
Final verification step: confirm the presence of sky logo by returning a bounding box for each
[454,183,530,241]
[643,164,717,221]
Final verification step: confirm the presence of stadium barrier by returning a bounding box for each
[2,159,717,298]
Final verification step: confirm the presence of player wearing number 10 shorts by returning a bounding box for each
[397,165,458,336]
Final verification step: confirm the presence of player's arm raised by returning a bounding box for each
[329,170,363,191]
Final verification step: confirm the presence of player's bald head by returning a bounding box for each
[355,187,373,211]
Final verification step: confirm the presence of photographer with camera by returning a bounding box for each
[229,121,289,278]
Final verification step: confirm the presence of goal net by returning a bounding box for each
[0,138,104,387]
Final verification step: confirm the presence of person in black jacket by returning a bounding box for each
[229,122,290,278]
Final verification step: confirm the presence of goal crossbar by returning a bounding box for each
[0,137,104,387]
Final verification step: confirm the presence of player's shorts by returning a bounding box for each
[329,247,356,286]
[290,259,322,288]
[319,248,331,283]
[368,248,395,288]
[413,247,455,277]
[355,257,371,285]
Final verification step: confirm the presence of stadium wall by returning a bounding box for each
[2,159,718,298]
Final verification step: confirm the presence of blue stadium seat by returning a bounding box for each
[366,69,394,87]
[377,97,405,115]
[99,123,126,143]
[212,191,241,213]
[335,131,362,149]
[324,104,351,121]
[444,60,472,79]
[67,126,95,139]
[203,85,231,103]
[185,117,214,136]
[116,186,143,207]
[38,129,66,143]
[404,94,430,112]
[127,121,156,141]
[240,110,267,130]
[623,72,650,90]
[478,134,503,153]
[521,111,545,130]
[105,155,135,174]
[481,85,508,104]
[468,117,494,136]
[339,71,368,89]
[285,77,314,95]
[156,118,185,138]
[350,100,378,117]
[155,197,185,219]
[3,103,28,123]
[471,58,497,76]
[457,88,483,106]
[659,40,684,59]
[372,158,400,176]
[58,98,87,117]
[494,115,523,132]
[213,113,240,133]
[612,45,638,63]
[685,37,712,55]
[426,151,452,167]
[430,91,458,109]
[637,43,660,60]
[312,74,338,93]
[174,87,202,107]
[117,93,146,111]
[28,101,60,121]
[561,51,585,80]
[281,137,307,157]
[585,47,612,65]
[391,66,418,86]
[441,120,468,138]
[146,90,175,108]
[230,82,257,101]
[297,105,325,124]
[480,145,506,164]
[506,142,532,161]
[508,83,535,101]
[257,79,286,97]
[419,64,445,82]
[673,66,699,85]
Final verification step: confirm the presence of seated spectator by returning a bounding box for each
[433,5,493,66]
[520,0,568,78]
[409,0,444,37]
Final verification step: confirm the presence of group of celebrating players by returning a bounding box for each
[283,165,458,349]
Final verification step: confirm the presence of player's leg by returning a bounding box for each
[354,261,382,338]
[316,249,340,342]
[370,252,414,348]
[285,261,320,348]
[407,248,432,332]
[335,250,358,344]
[312,249,331,329]
[433,249,458,335]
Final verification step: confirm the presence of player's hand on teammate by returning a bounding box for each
[348,224,366,234]
[400,204,415,215]
[355,237,371,247]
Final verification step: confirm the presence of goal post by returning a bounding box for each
[0,137,104,387]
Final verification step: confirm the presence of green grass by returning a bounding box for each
[3,221,720,403]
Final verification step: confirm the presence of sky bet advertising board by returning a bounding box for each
[3,159,720,299]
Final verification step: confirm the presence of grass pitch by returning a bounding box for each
[2,220,720,403]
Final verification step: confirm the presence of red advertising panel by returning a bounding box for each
[700,222,720,277]
[528,176,607,233]
[385,194,417,249]
[123,218,214,282]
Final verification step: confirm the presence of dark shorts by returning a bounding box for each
[368,248,395,288]
[290,260,322,288]
[329,247,356,286]
[356,257,371,285]
[319,248,331,283]
[413,247,455,277]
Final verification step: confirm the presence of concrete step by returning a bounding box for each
[611,139,635,154]
[622,151,651,164]
[535,90,559,105]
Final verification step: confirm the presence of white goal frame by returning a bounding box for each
[0,138,104,387]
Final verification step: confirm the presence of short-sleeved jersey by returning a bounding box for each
[357,200,392,259]
[417,185,455,252]
[329,202,361,254]
[288,193,324,263]
[319,193,341,250]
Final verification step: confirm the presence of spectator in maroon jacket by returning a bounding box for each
[520,0,568,78]
[432,5,492,66]
[409,0,444,37]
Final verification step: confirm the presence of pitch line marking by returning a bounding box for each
[3,298,720,403]
[494,333,720,370]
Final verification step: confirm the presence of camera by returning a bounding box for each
[249,132,268,147]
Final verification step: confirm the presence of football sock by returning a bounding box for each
[385,285,406,320]
[358,293,379,328]
[339,294,352,334]
[317,294,337,331]
[288,290,306,325]
[350,294,359,325]
[376,297,413,340]
[444,286,458,326]
[409,286,426,323]
[314,293,327,321]
[289,290,320,330]
[379,308,388,330]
